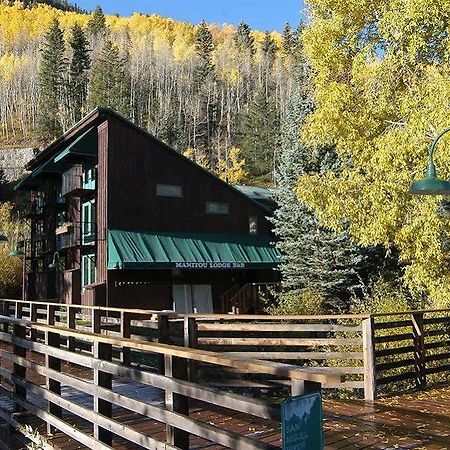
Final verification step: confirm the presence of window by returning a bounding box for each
[82,166,96,190]
[82,200,96,243]
[206,202,229,215]
[249,216,258,234]
[156,184,183,198]
[56,185,65,204]
[82,253,96,288]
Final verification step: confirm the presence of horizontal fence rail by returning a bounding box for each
[0,301,342,450]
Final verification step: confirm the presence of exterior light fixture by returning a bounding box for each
[9,248,24,257]
[410,127,450,195]
[0,233,8,242]
[49,251,60,270]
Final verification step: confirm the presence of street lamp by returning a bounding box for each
[410,127,450,195]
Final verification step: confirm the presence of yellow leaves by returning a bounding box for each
[216,148,248,184]
[0,53,28,81]
[301,0,450,305]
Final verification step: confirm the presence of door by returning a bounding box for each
[172,284,213,313]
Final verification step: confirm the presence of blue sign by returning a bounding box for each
[281,393,323,450]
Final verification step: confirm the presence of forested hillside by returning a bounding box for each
[0,2,302,183]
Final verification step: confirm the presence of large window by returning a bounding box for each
[82,254,96,288]
[82,200,96,244]
[206,202,229,215]
[249,216,258,234]
[156,184,183,198]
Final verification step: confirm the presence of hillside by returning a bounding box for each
[0,2,302,182]
[22,0,83,12]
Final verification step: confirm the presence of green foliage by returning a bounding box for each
[267,288,325,315]
[22,0,82,12]
[87,5,107,37]
[281,23,297,56]
[262,31,277,59]
[89,40,130,116]
[68,22,90,122]
[37,18,67,139]
[234,21,255,53]
[194,19,214,84]
[240,92,280,181]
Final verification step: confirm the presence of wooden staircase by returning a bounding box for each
[219,282,281,314]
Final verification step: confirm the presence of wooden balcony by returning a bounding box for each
[62,165,95,197]
[56,225,80,250]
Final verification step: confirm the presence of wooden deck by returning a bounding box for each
[2,378,450,449]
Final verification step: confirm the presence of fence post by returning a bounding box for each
[184,317,198,381]
[45,305,62,434]
[92,309,113,445]
[412,312,426,390]
[67,306,77,352]
[30,303,38,342]
[121,311,131,366]
[165,354,189,449]
[291,379,322,396]
[362,317,376,402]
[158,315,170,374]
[12,321,26,414]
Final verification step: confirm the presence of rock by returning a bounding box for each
[0,147,37,182]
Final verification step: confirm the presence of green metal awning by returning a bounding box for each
[108,230,281,270]
[54,127,97,163]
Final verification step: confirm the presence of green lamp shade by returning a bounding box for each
[9,249,23,257]
[48,262,58,270]
[410,176,450,195]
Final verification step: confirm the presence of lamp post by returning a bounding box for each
[410,127,450,195]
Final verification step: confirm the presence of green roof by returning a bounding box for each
[54,126,97,163]
[108,229,281,270]
[234,185,278,211]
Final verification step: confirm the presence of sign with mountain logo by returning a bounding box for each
[281,393,323,450]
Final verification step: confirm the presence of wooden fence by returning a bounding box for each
[0,300,338,450]
[1,300,450,401]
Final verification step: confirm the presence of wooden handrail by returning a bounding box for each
[0,314,339,385]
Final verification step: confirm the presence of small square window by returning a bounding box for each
[249,216,258,234]
[206,202,229,215]
[156,184,183,198]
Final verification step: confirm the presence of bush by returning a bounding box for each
[267,288,325,315]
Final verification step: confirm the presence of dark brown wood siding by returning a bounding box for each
[106,115,272,235]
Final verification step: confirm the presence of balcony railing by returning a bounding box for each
[55,223,96,250]
[20,200,44,219]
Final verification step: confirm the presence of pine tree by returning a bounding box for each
[68,23,90,122]
[38,18,67,139]
[282,23,297,55]
[240,92,280,180]
[234,21,255,54]
[271,92,365,312]
[262,32,277,60]
[87,5,107,37]
[89,40,130,116]
[194,19,214,84]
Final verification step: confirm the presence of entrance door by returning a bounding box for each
[172,284,213,313]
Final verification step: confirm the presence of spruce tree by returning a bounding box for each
[272,92,365,312]
[240,92,280,180]
[234,21,255,54]
[194,19,214,84]
[69,23,90,122]
[38,18,67,139]
[89,40,130,116]
[282,23,297,55]
[262,32,277,60]
[87,5,107,37]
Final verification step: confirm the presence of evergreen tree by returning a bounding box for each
[89,40,130,116]
[37,18,67,139]
[234,21,255,54]
[262,31,277,60]
[240,92,280,180]
[194,19,214,84]
[87,5,107,37]
[272,92,365,311]
[282,23,297,55]
[68,23,90,122]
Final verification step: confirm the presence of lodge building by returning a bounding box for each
[16,108,281,313]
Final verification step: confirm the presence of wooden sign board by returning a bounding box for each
[282,393,323,450]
